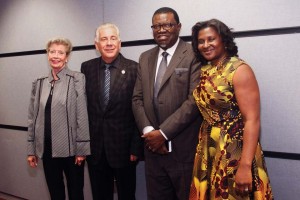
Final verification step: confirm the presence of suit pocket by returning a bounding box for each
[175,68,189,76]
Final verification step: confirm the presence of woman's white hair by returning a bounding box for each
[46,37,73,56]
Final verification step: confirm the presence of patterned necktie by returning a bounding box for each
[154,51,168,98]
[103,64,111,109]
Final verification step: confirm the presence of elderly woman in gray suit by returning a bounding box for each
[27,37,90,200]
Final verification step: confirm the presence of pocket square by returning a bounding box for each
[175,68,188,75]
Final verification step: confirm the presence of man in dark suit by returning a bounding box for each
[132,7,202,200]
[81,23,142,200]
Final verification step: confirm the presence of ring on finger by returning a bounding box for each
[245,187,249,192]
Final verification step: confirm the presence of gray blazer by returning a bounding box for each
[27,67,90,158]
[132,39,202,162]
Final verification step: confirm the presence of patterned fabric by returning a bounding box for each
[27,67,90,158]
[103,64,111,109]
[189,57,273,200]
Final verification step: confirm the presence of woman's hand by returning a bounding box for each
[75,156,86,166]
[27,156,38,168]
[235,163,252,196]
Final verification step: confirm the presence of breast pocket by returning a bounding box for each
[175,68,189,76]
[174,68,189,87]
[168,68,190,105]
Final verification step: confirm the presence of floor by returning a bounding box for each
[0,192,26,200]
[0,192,118,200]
[0,191,118,200]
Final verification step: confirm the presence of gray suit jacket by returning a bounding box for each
[27,67,90,158]
[132,39,202,162]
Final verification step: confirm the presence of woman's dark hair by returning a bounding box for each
[191,19,238,64]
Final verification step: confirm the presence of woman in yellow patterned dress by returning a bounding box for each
[189,19,273,200]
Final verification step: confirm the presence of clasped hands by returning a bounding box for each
[142,130,168,154]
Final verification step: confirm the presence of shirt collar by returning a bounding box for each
[48,66,68,83]
[101,54,120,69]
[158,38,180,57]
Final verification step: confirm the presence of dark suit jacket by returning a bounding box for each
[132,39,202,162]
[81,54,142,168]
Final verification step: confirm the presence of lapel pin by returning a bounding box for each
[121,70,125,74]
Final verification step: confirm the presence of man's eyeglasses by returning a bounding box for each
[151,23,177,31]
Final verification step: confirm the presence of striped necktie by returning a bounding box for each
[154,51,168,98]
[103,64,111,109]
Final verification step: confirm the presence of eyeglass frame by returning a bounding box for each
[151,23,178,31]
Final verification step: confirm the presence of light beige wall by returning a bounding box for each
[1,0,300,199]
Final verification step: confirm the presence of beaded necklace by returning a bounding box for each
[210,55,229,71]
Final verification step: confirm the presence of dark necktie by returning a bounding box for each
[154,52,168,98]
[103,64,111,109]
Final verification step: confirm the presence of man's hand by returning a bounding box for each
[27,155,38,168]
[155,145,169,155]
[130,155,138,162]
[142,130,166,152]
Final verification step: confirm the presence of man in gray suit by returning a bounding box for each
[132,7,202,200]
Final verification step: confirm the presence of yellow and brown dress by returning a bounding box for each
[189,57,273,200]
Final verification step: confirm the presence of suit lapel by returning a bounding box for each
[160,40,186,90]
[143,48,160,126]
[148,47,159,99]
[106,55,127,110]
[93,58,105,111]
